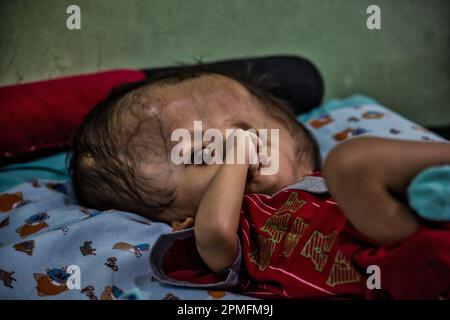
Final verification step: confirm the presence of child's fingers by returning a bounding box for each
[246,131,262,153]
[246,130,272,167]
[258,154,271,167]
[224,129,268,167]
[243,130,262,166]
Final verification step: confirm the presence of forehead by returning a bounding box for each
[145,74,262,132]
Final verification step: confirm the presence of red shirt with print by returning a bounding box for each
[154,174,450,300]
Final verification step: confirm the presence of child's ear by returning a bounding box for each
[171,217,194,231]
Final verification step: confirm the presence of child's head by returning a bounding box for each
[70,65,320,227]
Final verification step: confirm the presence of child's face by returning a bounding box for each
[141,74,312,221]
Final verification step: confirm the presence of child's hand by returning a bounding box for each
[195,129,260,274]
[224,128,264,172]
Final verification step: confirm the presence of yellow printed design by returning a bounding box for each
[277,192,306,214]
[259,192,306,243]
[260,213,291,243]
[280,217,309,258]
[248,235,277,271]
[301,230,337,272]
[249,192,308,271]
[326,251,361,287]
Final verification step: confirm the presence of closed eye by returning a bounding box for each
[227,119,253,131]
[190,148,205,165]
[190,146,220,166]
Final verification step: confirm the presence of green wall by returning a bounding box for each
[1,0,449,125]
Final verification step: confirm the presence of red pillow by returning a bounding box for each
[0,69,146,165]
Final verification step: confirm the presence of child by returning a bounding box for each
[70,66,450,299]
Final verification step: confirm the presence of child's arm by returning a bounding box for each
[194,130,256,274]
[324,137,450,243]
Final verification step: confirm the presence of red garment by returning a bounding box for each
[160,177,450,300]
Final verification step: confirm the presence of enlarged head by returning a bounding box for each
[70,65,320,228]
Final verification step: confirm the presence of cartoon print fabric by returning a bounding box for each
[299,97,447,161]
[0,179,252,300]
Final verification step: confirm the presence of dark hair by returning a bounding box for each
[69,63,321,221]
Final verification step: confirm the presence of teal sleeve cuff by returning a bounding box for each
[408,165,450,221]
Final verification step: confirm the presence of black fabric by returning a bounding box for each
[427,126,450,140]
[142,55,324,115]
[141,56,450,139]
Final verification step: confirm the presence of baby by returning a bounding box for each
[70,66,450,299]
